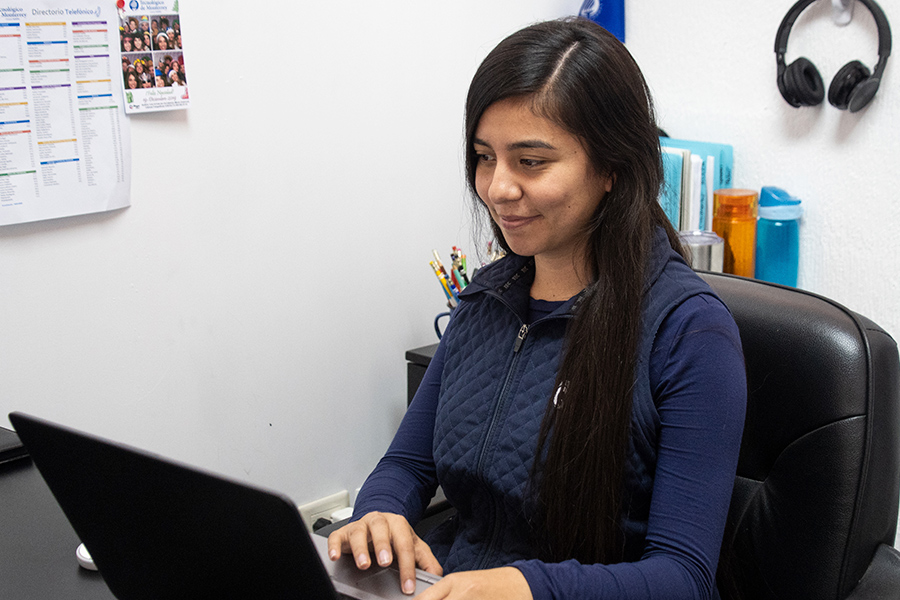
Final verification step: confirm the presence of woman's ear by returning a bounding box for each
[604,173,615,193]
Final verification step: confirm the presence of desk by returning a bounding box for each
[0,457,114,599]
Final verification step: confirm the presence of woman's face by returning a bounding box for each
[473,98,611,266]
[155,75,165,87]
[133,37,143,50]
[157,37,167,50]
[127,74,137,89]
[122,37,132,51]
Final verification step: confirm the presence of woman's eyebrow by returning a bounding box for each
[473,138,557,151]
[508,140,556,151]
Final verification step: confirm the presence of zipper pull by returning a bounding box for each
[513,324,529,352]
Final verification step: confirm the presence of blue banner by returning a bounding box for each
[578,0,625,43]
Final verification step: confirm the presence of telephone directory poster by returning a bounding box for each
[0,1,130,226]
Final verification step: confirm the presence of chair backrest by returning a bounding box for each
[701,272,900,600]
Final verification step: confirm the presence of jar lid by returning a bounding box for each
[714,189,758,218]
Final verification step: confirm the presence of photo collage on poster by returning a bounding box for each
[119,13,186,92]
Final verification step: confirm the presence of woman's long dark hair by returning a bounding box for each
[465,18,686,565]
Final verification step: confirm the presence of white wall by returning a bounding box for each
[629,0,900,548]
[0,0,897,542]
[627,1,899,336]
[0,0,571,502]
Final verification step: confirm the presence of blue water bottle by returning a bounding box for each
[755,186,802,287]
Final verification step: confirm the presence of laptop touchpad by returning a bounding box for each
[355,568,434,597]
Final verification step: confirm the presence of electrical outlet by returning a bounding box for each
[298,490,350,531]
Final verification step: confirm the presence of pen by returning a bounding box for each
[451,247,469,288]
[430,261,452,298]
[430,260,458,307]
[452,267,465,290]
[432,250,460,297]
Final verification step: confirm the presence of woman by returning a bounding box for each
[172,59,186,84]
[329,18,746,600]
[135,59,152,87]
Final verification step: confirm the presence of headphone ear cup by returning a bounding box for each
[781,57,825,107]
[828,60,881,112]
[828,60,873,111]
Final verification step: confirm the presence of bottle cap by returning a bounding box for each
[713,189,758,219]
[758,186,802,220]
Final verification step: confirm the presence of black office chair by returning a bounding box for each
[701,272,900,600]
[345,272,900,599]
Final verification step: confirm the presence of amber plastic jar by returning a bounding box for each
[713,189,758,278]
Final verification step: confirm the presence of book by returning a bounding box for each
[660,137,734,231]
[660,146,690,230]
[682,154,704,232]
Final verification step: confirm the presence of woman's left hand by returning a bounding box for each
[415,566,533,600]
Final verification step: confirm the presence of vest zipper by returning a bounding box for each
[476,323,529,475]
[474,322,529,570]
[513,324,529,352]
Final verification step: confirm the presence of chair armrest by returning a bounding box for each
[845,544,900,600]
[414,499,455,537]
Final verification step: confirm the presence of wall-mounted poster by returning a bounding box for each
[0,1,130,226]
[118,0,189,113]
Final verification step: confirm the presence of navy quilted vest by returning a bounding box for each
[426,228,717,573]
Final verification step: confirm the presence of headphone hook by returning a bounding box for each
[832,0,855,26]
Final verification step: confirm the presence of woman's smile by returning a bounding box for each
[496,213,540,229]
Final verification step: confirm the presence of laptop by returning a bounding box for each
[8,411,439,600]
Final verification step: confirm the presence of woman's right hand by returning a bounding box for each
[326,511,444,595]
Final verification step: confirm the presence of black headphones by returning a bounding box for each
[775,0,892,112]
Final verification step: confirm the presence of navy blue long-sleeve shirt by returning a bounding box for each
[354,292,746,600]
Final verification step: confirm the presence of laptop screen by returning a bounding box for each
[9,411,340,600]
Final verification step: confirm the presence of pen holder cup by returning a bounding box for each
[434,311,452,340]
